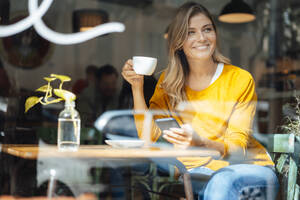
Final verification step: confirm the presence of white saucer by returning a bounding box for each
[105,140,145,148]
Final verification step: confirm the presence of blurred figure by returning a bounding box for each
[0,59,11,132]
[118,75,157,109]
[77,65,123,198]
[0,60,11,97]
[96,65,119,103]
[114,75,157,139]
[77,64,119,126]
[72,65,97,95]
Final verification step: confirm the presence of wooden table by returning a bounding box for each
[1,144,220,159]
[1,144,220,200]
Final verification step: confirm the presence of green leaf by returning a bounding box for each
[50,74,71,82]
[44,77,56,82]
[53,89,76,102]
[36,85,52,93]
[25,96,43,113]
[47,98,64,104]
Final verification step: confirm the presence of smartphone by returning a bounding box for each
[154,117,181,132]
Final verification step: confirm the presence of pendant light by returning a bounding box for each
[218,0,255,23]
[73,9,109,32]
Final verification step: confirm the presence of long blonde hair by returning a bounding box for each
[161,2,231,108]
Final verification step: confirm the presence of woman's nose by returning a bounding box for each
[196,32,206,42]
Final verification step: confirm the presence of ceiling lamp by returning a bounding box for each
[218,0,256,23]
[73,9,109,32]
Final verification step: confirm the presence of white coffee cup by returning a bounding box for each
[132,56,157,75]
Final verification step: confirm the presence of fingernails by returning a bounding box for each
[170,128,183,133]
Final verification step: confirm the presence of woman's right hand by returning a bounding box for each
[121,59,144,90]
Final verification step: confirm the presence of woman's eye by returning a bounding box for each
[188,31,195,35]
[203,28,213,33]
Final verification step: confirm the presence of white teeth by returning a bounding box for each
[195,46,208,50]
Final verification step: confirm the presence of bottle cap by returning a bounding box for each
[65,101,75,107]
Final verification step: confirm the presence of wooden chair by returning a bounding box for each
[268,134,300,200]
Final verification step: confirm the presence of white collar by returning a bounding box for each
[209,63,224,85]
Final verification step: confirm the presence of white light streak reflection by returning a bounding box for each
[0,0,125,45]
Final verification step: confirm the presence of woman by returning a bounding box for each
[122,2,278,199]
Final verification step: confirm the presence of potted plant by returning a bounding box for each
[274,96,300,200]
[25,74,80,151]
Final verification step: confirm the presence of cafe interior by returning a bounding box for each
[0,0,300,199]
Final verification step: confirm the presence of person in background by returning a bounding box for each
[122,2,278,200]
[113,75,157,139]
[77,64,119,126]
[118,75,157,109]
[0,60,11,97]
[72,65,97,95]
[0,59,11,131]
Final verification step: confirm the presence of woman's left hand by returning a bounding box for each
[162,124,201,149]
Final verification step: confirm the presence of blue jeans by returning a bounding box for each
[189,164,279,200]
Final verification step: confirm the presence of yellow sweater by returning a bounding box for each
[135,64,274,171]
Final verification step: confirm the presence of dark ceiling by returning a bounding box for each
[98,0,153,8]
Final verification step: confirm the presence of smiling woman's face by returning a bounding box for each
[182,13,216,62]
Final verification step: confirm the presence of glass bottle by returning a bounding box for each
[57,101,81,151]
